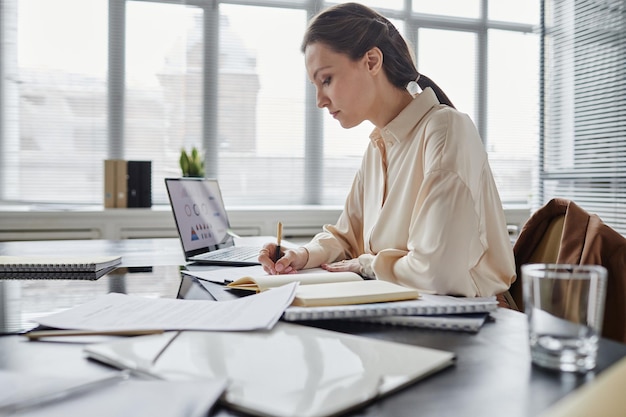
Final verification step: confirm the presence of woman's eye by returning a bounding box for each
[322,77,331,86]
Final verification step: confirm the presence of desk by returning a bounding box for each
[0,237,187,268]
[1,238,625,417]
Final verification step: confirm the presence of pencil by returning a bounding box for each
[274,221,283,263]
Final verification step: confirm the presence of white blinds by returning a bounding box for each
[542,0,626,234]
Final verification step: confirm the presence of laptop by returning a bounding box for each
[165,177,261,266]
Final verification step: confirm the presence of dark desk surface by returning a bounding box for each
[1,238,625,417]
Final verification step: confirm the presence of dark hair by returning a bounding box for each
[301,2,454,108]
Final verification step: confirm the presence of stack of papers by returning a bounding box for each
[33,283,298,333]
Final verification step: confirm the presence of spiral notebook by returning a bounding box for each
[281,293,498,322]
[353,313,491,333]
[0,255,122,280]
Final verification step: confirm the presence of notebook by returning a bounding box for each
[165,177,261,266]
[0,255,121,280]
[0,255,121,272]
[353,313,491,333]
[0,265,119,281]
[282,293,498,321]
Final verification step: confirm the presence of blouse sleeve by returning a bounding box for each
[371,169,488,296]
[303,170,366,269]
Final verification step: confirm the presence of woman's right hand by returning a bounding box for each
[258,244,309,275]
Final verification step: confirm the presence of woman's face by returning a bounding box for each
[305,42,377,129]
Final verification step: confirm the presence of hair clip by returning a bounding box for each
[406,75,422,98]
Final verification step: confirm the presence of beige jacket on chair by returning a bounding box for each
[512,198,626,344]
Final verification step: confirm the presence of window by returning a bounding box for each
[541,0,626,234]
[488,29,540,203]
[417,29,477,120]
[3,0,108,203]
[413,0,480,19]
[0,0,540,211]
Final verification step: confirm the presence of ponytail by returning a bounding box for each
[417,73,455,108]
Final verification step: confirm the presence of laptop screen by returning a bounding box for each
[165,178,235,257]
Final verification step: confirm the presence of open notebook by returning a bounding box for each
[84,322,455,417]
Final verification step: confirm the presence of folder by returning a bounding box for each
[84,322,455,417]
[115,159,127,208]
[103,159,117,208]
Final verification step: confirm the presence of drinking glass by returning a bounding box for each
[522,264,607,372]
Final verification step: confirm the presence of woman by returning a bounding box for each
[258,2,515,297]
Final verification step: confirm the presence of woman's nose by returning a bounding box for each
[316,90,328,108]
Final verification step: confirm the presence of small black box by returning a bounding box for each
[127,161,152,208]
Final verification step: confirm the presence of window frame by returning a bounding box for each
[0,0,538,206]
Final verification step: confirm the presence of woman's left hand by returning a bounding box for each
[321,258,361,274]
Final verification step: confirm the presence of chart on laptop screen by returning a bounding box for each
[168,180,230,251]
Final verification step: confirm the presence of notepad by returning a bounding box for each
[226,271,419,307]
[292,279,420,307]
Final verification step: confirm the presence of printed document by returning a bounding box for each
[34,282,297,332]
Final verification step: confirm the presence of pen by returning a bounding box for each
[25,329,165,341]
[275,221,283,263]
[0,370,130,414]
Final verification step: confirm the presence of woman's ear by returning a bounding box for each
[364,47,383,75]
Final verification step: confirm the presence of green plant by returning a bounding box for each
[179,146,205,177]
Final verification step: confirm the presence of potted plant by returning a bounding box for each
[179,146,205,178]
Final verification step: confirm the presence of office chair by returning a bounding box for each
[511,198,626,344]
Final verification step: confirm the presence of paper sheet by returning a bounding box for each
[182,265,267,283]
[0,370,226,417]
[34,282,297,332]
[182,265,330,284]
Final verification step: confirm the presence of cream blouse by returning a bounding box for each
[302,88,516,297]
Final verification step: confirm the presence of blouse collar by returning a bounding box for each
[369,87,440,145]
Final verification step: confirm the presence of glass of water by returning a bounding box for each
[522,264,607,372]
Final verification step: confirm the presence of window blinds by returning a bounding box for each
[541,0,626,235]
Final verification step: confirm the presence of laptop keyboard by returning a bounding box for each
[194,246,260,261]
